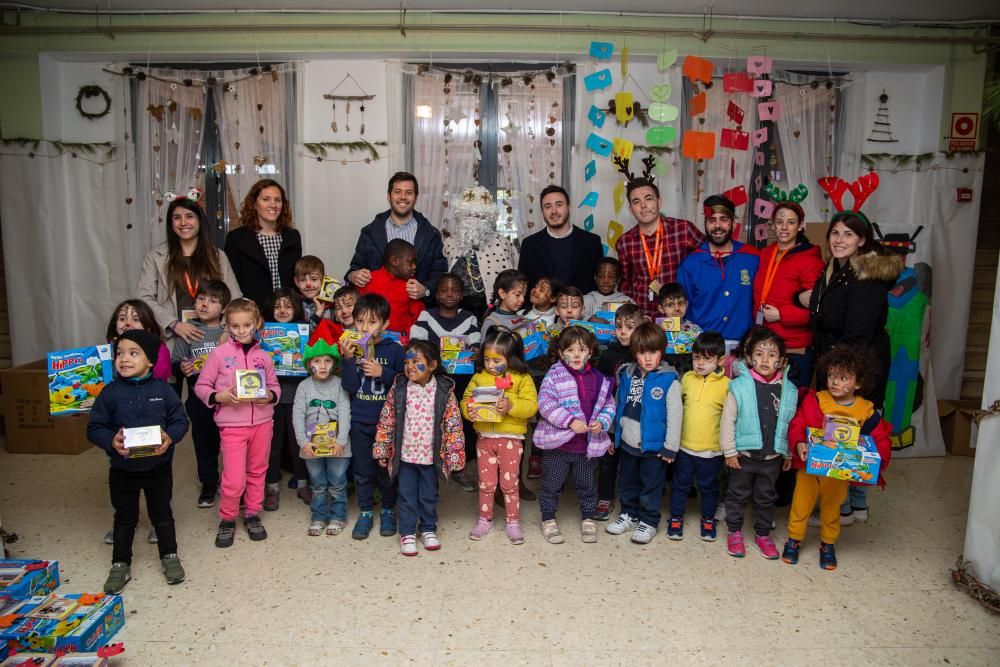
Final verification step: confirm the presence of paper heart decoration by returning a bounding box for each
[682,131,716,160]
[688,92,707,116]
[754,198,775,219]
[607,219,624,248]
[722,185,749,207]
[589,41,614,60]
[614,92,635,123]
[648,102,679,122]
[613,180,626,214]
[584,159,597,181]
[657,49,678,71]
[752,79,773,98]
[587,105,606,128]
[720,128,750,151]
[611,137,635,161]
[645,126,677,146]
[682,55,714,84]
[584,69,613,92]
[758,101,782,121]
[586,133,613,157]
[654,157,669,177]
[723,72,754,93]
[579,192,599,208]
[752,128,769,146]
[754,223,770,242]
[727,101,745,125]
[754,150,765,166]
[584,214,595,231]
[747,55,773,75]
[649,83,671,102]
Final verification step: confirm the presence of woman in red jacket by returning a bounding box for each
[752,202,824,388]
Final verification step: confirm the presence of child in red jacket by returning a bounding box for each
[358,238,425,334]
[782,347,892,571]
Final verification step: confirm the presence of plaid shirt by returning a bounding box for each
[616,215,705,318]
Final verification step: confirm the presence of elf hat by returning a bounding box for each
[304,319,342,365]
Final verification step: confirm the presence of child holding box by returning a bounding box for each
[657,282,702,376]
[584,257,633,319]
[358,238,426,335]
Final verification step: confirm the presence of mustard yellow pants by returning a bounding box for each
[787,470,849,544]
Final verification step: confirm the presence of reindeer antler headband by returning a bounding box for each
[817,173,879,228]
[612,153,656,186]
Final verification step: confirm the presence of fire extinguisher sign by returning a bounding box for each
[949,112,978,152]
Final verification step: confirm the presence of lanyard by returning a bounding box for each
[184,271,199,299]
[639,223,664,281]
[758,248,788,306]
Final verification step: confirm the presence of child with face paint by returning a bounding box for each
[373,340,466,556]
[462,327,538,545]
[524,276,560,329]
[554,286,586,327]
[532,327,616,544]
[719,326,796,561]
[481,269,529,340]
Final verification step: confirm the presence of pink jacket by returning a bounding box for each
[194,337,280,427]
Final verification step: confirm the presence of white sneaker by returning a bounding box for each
[631,522,656,544]
[400,535,418,556]
[419,531,441,551]
[808,514,822,527]
[715,505,726,521]
[607,513,639,535]
[840,512,855,526]
[852,509,869,523]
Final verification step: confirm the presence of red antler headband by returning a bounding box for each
[817,173,879,214]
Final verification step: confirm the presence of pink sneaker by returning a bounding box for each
[754,534,780,560]
[468,517,493,541]
[727,530,746,558]
[506,521,525,545]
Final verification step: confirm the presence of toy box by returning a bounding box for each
[1,644,121,667]
[0,561,59,600]
[259,323,309,377]
[46,346,114,416]
[522,332,548,362]
[317,275,341,302]
[442,350,475,375]
[122,426,160,459]
[592,310,616,324]
[234,370,267,400]
[1,653,59,666]
[0,593,124,655]
[382,330,405,345]
[656,317,681,333]
[307,421,340,456]
[805,427,881,485]
[509,319,537,341]
[338,331,373,359]
[568,320,615,343]
[466,386,504,422]
[602,301,629,313]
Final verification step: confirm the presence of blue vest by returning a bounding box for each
[728,370,796,456]
[614,364,678,454]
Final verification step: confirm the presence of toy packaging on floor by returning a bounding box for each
[0,593,124,655]
[0,561,59,599]
[806,426,882,485]
[0,642,123,666]
[46,346,114,416]
[259,323,309,377]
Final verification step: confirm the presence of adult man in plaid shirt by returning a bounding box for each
[615,179,704,319]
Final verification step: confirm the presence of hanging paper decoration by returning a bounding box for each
[747,56,773,75]
[758,101,782,121]
[649,83,671,102]
[752,128,769,146]
[753,198,775,219]
[727,101,745,126]
[586,133,613,157]
[613,180,626,214]
[579,192,599,208]
[607,219,624,248]
[720,129,750,151]
[654,157,669,177]
[645,126,677,146]
[614,92,635,124]
[682,55,714,84]
[682,131,716,160]
[688,92,707,116]
[588,105,607,128]
[867,89,900,143]
[584,69,613,91]
[611,137,635,161]
[752,79,773,98]
[723,73,754,93]
[648,103,679,123]
[722,185,749,207]
[656,49,678,71]
[584,159,597,181]
[323,73,376,135]
[620,47,629,78]
[584,214,596,231]
[589,41,614,60]
[754,150,765,166]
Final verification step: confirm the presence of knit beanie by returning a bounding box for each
[118,329,160,365]
[304,319,342,366]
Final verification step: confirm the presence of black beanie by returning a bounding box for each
[118,329,160,366]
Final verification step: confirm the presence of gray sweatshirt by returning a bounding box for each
[292,375,352,457]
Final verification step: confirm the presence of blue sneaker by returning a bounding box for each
[666,516,684,540]
[819,542,838,570]
[700,517,717,542]
[593,499,613,521]
[379,508,397,537]
[782,539,801,565]
[352,511,374,540]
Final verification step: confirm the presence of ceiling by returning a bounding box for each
[6,0,1000,22]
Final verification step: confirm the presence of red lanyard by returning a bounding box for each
[639,223,664,281]
[759,248,788,306]
[184,272,199,299]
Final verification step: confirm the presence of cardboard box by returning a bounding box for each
[0,361,92,454]
[938,399,980,457]
[0,593,124,655]
[0,561,59,600]
[805,429,881,485]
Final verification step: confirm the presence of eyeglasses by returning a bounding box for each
[309,399,336,409]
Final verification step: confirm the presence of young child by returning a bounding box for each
[331,284,360,330]
[195,298,281,548]
[170,280,230,508]
[533,326,615,544]
[783,347,892,570]
[524,276,560,328]
[409,273,481,492]
[584,257,632,319]
[374,340,466,555]
[606,322,682,544]
[593,303,644,520]
[293,255,332,331]
[462,327,538,545]
[554,285,586,327]
[358,238,426,334]
[263,287,312,510]
[293,321,352,536]
[87,329,190,593]
[720,326,796,559]
[106,300,172,382]
[657,282,703,376]
[340,294,406,540]
[667,331,729,542]
[481,269,529,338]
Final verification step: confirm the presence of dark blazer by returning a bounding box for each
[517,225,605,293]
[347,210,448,294]
[224,226,302,308]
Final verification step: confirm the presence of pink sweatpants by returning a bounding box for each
[477,436,523,522]
[219,423,274,521]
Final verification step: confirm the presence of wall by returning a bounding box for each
[38,56,120,143]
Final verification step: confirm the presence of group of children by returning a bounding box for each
[87,239,892,595]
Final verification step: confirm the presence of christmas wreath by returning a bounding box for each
[75,85,112,120]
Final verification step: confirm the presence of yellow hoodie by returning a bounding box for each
[461,370,538,436]
[680,370,730,454]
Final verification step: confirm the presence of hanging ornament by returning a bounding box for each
[360,103,366,135]
[322,72,375,137]
[331,100,338,133]
[345,101,351,133]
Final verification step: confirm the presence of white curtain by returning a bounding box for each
[835,72,869,183]
[385,61,407,176]
[135,71,207,250]
[773,72,838,223]
[496,75,564,241]
[217,67,294,212]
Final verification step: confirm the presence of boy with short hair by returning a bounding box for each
[657,282,702,376]
[294,255,331,331]
[584,257,633,319]
[554,285,586,327]
[666,331,729,542]
[88,329,190,593]
[340,294,406,540]
[358,238,426,334]
[331,284,360,330]
[171,279,231,508]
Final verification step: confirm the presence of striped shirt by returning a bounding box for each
[385,216,418,245]
[257,232,283,290]
[409,309,481,348]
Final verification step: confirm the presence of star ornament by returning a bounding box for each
[502,120,522,137]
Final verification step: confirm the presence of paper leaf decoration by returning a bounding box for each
[654,157,669,177]
[579,192,599,208]
[584,214,595,231]
[688,92,707,116]
[645,125,677,146]
[649,102,679,123]
[614,92,635,123]
[727,101,745,125]
[586,133,613,157]
[584,69,613,91]
[682,131,716,160]
[621,47,629,78]
[611,137,635,161]
[613,180,626,214]
[588,105,606,128]
[758,101,782,121]
[722,185,749,207]
[754,150,765,166]
[723,72,754,93]
[682,55,714,84]
[752,127,769,146]
[607,219,624,248]
[720,128,750,151]
[589,41,614,60]
[752,79,773,98]
[747,56,773,75]
[649,83,671,102]
[754,198,775,219]
[657,49,678,71]
[584,159,597,181]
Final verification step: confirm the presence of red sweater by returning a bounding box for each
[752,241,824,349]
[359,267,425,334]
[788,389,892,487]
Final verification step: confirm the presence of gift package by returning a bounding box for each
[258,323,309,377]
[806,417,882,485]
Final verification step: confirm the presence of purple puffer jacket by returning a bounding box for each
[533,362,615,458]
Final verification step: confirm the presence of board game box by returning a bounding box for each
[46,346,114,416]
[259,323,309,377]
[0,593,124,655]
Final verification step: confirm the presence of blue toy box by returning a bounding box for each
[46,347,114,416]
[568,320,615,343]
[805,429,882,485]
[259,323,309,377]
[0,561,59,600]
[0,593,124,655]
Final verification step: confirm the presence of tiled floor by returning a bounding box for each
[2,441,998,666]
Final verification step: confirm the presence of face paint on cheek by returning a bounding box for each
[415,363,427,373]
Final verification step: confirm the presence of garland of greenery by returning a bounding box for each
[861,151,985,168]
[1,137,116,159]
[75,85,112,120]
[302,140,387,160]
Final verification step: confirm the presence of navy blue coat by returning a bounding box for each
[346,210,448,295]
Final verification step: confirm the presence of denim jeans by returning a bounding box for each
[841,485,868,513]
[668,450,723,519]
[617,449,667,527]
[397,461,439,536]
[304,456,350,523]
